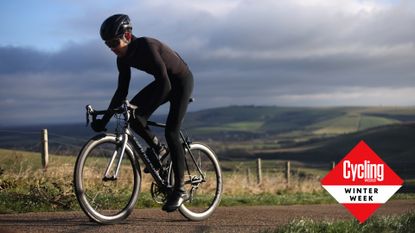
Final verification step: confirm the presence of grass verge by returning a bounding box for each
[264,211,415,233]
[0,149,414,213]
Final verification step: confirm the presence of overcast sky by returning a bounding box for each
[1,0,415,126]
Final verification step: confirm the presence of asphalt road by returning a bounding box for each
[0,200,414,233]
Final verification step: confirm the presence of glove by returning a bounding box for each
[91,119,107,132]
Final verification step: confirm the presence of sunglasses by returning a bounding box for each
[105,38,121,48]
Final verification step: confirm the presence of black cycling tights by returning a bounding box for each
[129,72,194,189]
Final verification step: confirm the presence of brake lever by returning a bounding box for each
[85,105,93,127]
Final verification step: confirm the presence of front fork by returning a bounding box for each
[103,133,128,181]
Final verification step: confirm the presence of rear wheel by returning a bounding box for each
[178,143,223,221]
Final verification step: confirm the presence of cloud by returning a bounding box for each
[0,42,114,75]
[0,46,48,74]
[1,0,415,125]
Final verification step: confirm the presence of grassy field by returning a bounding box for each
[266,211,415,233]
[0,148,414,214]
[310,114,400,135]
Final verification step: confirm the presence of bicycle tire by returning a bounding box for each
[73,134,141,224]
[178,143,223,221]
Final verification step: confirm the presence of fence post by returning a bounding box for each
[246,168,251,184]
[257,158,262,184]
[41,129,49,171]
[285,161,291,185]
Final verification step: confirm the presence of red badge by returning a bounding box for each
[321,140,403,223]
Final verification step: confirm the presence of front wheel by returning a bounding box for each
[178,143,223,221]
[73,134,141,224]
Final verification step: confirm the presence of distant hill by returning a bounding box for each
[1,105,415,161]
[182,105,415,179]
[184,105,415,140]
[254,123,415,179]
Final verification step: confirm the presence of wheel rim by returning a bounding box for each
[179,144,222,219]
[75,137,140,222]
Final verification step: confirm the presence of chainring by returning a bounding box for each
[150,182,168,204]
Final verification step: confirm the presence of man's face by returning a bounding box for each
[105,34,129,57]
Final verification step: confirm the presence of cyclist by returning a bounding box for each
[92,14,194,212]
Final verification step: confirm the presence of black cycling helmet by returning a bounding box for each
[100,14,132,41]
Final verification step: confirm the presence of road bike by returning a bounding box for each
[73,100,223,224]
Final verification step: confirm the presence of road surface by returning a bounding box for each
[0,200,414,233]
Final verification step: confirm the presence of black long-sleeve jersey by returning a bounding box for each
[103,36,191,122]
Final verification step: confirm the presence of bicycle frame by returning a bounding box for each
[147,121,207,184]
[87,100,206,190]
[127,130,168,187]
